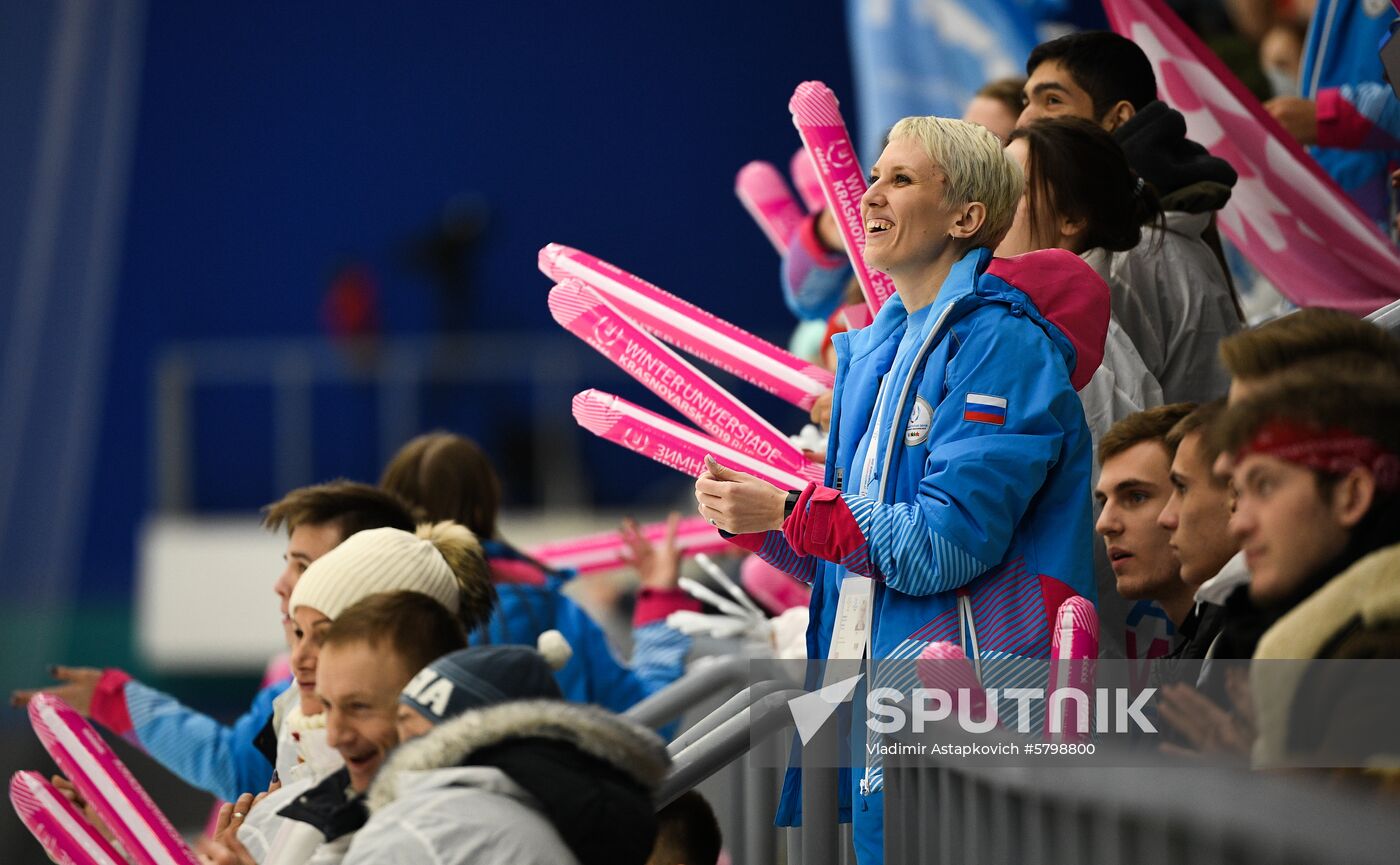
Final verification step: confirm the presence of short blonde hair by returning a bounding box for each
[887,115,1023,249]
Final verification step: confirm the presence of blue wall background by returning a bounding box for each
[0,5,853,850]
[75,0,853,601]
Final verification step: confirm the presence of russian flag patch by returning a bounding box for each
[963,393,1007,425]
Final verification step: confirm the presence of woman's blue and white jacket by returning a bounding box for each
[730,246,1109,838]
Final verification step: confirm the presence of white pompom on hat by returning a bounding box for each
[289,526,458,621]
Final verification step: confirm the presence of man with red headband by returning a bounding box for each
[1221,369,1400,614]
[1214,366,1400,769]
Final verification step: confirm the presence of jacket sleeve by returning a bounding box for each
[781,214,852,321]
[115,677,282,802]
[786,314,1071,596]
[723,528,822,584]
[1109,226,1236,404]
[550,594,692,735]
[1316,84,1400,151]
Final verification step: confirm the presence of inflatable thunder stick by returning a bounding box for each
[789,148,825,213]
[10,771,126,865]
[1046,596,1099,738]
[735,162,806,256]
[917,641,988,716]
[539,244,834,410]
[529,516,731,576]
[788,81,897,313]
[28,695,199,865]
[572,389,812,490]
[549,280,814,476]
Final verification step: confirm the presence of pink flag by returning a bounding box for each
[1104,0,1400,315]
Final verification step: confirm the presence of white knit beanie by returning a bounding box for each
[289,526,458,620]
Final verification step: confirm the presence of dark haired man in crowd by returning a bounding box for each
[1095,403,1199,656]
[1157,400,1244,661]
[1020,30,1242,405]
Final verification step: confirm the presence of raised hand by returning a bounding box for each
[695,455,788,535]
[11,666,105,715]
[619,512,682,591]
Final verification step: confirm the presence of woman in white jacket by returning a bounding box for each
[994,116,1170,661]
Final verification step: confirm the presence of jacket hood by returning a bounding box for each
[985,248,1110,391]
[842,247,1109,392]
[1114,100,1237,212]
[368,700,669,865]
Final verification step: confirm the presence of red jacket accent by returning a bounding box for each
[89,668,135,738]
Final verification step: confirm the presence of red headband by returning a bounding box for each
[1236,419,1400,493]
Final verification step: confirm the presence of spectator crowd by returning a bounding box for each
[9,5,1400,865]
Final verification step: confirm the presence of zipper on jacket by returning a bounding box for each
[860,299,960,799]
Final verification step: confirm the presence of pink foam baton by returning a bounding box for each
[550,280,816,477]
[573,388,812,490]
[916,641,988,718]
[741,555,811,614]
[529,516,731,576]
[789,81,897,314]
[10,771,126,865]
[735,161,805,255]
[789,148,825,212]
[539,244,834,410]
[1046,596,1099,738]
[28,695,198,865]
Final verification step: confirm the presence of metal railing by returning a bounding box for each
[151,333,605,512]
[883,730,1400,865]
[631,653,863,865]
[643,655,1400,865]
[624,654,752,730]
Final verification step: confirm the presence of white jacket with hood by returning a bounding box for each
[343,700,670,865]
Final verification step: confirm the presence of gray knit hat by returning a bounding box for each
[289,526,459,620]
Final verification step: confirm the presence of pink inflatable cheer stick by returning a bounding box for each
[740,555,811,614]
[916,641,988,718]
[550,280,815,476]
[789,148,825,213]
[573,389,813,490]
[1046,596,1099,738]
[530,516,731,575]
[735,162,806,256]
[539,244,834,410]
[10,771,126,865]
[789,81,897,313]
[28,695,199,865]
